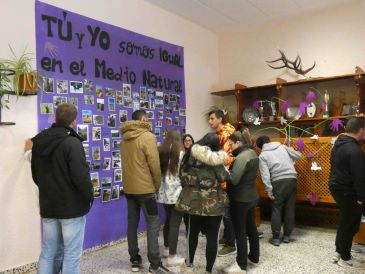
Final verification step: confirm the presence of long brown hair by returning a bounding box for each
[159,128,184,178]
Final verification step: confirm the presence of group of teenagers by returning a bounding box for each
[28,102,365,274]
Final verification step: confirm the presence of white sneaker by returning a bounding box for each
[167,255,185,266]
[162,247,169,258]
[338,258,365,269]
[223,261,246,274]
[331,252,340,263]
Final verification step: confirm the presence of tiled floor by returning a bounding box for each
[27,222,364,274]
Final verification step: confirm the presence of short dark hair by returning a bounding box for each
[208,109,224,119]
[132,109,147,121]
[256,135,270,149]
[183,134,194,144]
[228,131,244,144]
[55,103,77,127]
[196,132,220,152]
[345,118,365,134]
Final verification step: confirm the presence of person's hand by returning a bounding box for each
[267,192,275,200]
[24,139,33,152]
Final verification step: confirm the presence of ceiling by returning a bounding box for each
[145,0,352,33]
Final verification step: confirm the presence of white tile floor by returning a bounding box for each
[27,222,364,274]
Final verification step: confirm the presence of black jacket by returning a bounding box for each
[329,134,365,201]
[31,124,93,219]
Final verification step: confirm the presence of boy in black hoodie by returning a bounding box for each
[329,118,365,269]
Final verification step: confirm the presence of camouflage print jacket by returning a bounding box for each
[175,144,229,216]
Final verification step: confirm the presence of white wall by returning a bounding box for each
[218,0,365,89]
[0,0,219,271]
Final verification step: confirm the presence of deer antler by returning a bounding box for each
[267,50,316,76]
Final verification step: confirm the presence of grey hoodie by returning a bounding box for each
[259,142,302,193]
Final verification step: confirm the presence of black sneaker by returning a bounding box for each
[258,230,264,238]
[131,256,142,272]
[148,263,175,274]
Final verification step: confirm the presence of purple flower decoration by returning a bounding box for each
[281,100,290,114]
[295,139,306,152]
[310,192,318,206]
[252,101,259,110]
[329,119,344,132]
[298,102,307,116]
[306,152,314,159]
[306,91,316,104]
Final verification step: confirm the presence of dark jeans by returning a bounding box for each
[187,215,222,273]
[223,205,236,247]
[330,187,363,260]
[230,200,260,270]
[126,194,161,268]
[163,204,183,255]
[271,178,297,238]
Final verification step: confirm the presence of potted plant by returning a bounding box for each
[0,45,38,96]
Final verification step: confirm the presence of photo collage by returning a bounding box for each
[39,76,186,204]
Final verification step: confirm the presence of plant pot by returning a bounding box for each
[18,74,37,95]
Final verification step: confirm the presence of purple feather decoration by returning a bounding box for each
[281,100,290,114]
[330,119,344,132]
[252,101,259,110]
[306,152,314,159]
[306,91,316,104]
[298,102,307,116]
[310,192,318,206]
[295,139,306,152]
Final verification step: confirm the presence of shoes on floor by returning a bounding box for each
[258,230,264,239]
[183,260,194,274]
[270,238,281,246]
[331,252,340,263]
[218,245,237,257]
[223,261,246,273]
[162,247,169,258]
[131,255,142,272]
[282,235,290,243]
[337,258,365,270]
[352,244,365,253]
[248,256,259,266]
[166,255,185,266]
[148,263,175,274]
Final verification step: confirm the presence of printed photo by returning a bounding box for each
[158,111,164,119]
[93,187,101,198]
[102,157,111,170]
[83,143,89,157]
[116,91,123,104]
[107,114,116,128]
[155,99,164,109]
[56,79,68,94]
[103,138,111,151]
[123,98,133,108]
[148,89,156,100]
[70,81,83,94]
[149,100,155,109]
[84,95,94,105]
[112,158,121,168]
[108,97,116,111]
[53,96,67,108]
[173,103,180,112]
[93,114,104,126]
[114,169,122,182]
[112,150,121,158]
[119,110,127,123]
[82,110,92,124]
[97,98,104,111]
[43,76,54,93]
[84,79,93,93]
[112,139,121,149]
[173,116,180,126]
[140,101,149,109]
[111,185,120,200]
[140,86,147,100]
[164,94,169,105]
[92,127,101,141]
[179,109,186,116]
[133,102,140,111]
[154,127,161,137]
[165,117,172,126]
[68,97,78,108]
[146,110,154,119]
[102,178,112,188]
[96,84,103,98]
[169,94,176,102]
[163,128,168,138]
[119,186,124,196]
[92,146,101,161]
[90,172,100,188]
[91,161,101,170]
[123,83,132,97]
[165,105,172,114]
[106,87,116,97]
[111,130,120,139]
[102,188,111,203]
[155,121,162,127]
[176,94,181,104]
[132,92,139,101]
[77,125,89,141]
[155,91,164,100]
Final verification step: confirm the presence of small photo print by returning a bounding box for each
[140,86,147,100]
[140,101,149,109]
[164,94,169,105]
[133,102,140,111]
[163,128,168,138]
[176,94,181,104]
[96,85,103,98]
[165,105,172,114]
[106,87,116,97]
[56,79,68,94]
[70,81,83,94]
[155,91,164,100]
[173,103,179,112]
[116,91,123,104]
[107,114,116,128]
[108,97,116,111]
[119,185,124,196]
[173,116,180,126]
[169,94,177,102]
[103,138,111,151]
[53,96,67,108]
[123,83,132,97]
[119,110,127,123]
[150,100,155,109]
[40,103,54,114]
[112,139,121,149]
[114,169,122,182]
[97,98,105,111]
[179,109,186,116]
[93,187,101,198]
[155,99,164,109]
[146,111,154,119]
[154,127,161,137]
[68,97,78,108]
[111,185,120,200]
[43,76,54,93]
[91,161,101,170]
[92,127,101,141]
[84,95,94,105]
[111,130,120,139]
[102,188,111,203]
[82,110,92,124]
[93,114,104,126]
[123,98,133,108]
[102,177,112,187]
[132,92,140,101]
[112,150,121,158]
[148,89,156,100]
[155,121,162,127]
[83,143,89,157]
[158,111,164,119]
[92,146,101,161]
[102,157,111,170]
[84,79,93,93]
[77,125,89,141]
[90,172,100,188]
[165,117,172,126]
[112,158,122,168]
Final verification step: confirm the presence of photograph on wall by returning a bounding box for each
[123,83,131,97]
[96,98,104,111]
[43,76,54,93]
[82,110,92,124]
[116,91,123,104]
[102,188,111,203]
[83,143,89,157]
[68,97,78,108]
[96,85,103,98]
[92,146,101,161]
[107,114,116,128]
[103,138,111,151]
[114,169,122,182]
[40,103,54,114]
[111,130,120,139]
[119,110,127,123]
[84,95,94,105]
[111,185,120,200]
[90,172,100,188]
[108,97,116,111]
[70,81,83,94]
[84,79,93,93]
[93,114,104,126]
[56,80,68,94]
[103,157,111,170]
[106,87,116,97]
[140,86,147,100]
[102,177,112,187]
[76,125,89,141]
[92,127,101,141]
[93,187,101,198]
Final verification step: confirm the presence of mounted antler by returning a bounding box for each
[266,50,316,76]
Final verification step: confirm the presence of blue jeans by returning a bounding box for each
[37,216,86,274]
